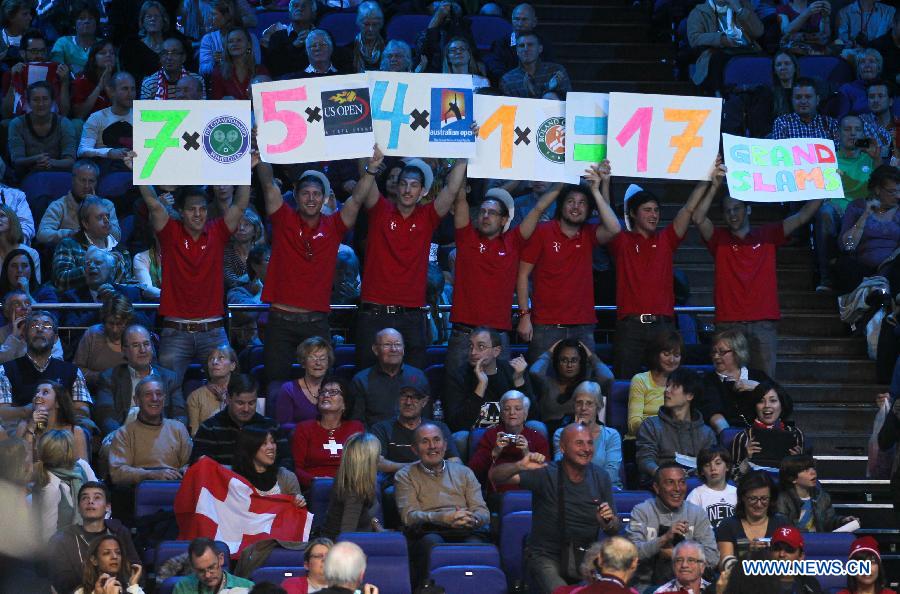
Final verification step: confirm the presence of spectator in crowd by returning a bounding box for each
[192,374,292,469]
[2,29,70,118]
[33,429,98,539]
[0,310,92,423]
[70,40,116,121]
[233,425,304,502]
[871,11,899,85]
[223,208,263,290]
[776,0,831,54]
[175,537,254,594]
[198,0,261,78]
[48,481,141,594]
[0,181,35,243]
[282,538,333,594]
[484,3,542,81]
[95,324,185,435]
[518,167,619,361]
[274,337,333,427]
[74,535,143,594]
[323,432,381,539]
[0,290,63,363]
[552,381,623,490]
[579,537,640,594]
[686,0,764,95]
[687,446,738,529]
[395,422,490,584]
[625,463,718,591]
[50,2,99,74]
[73,293,131,387]
[772,78,839,142]
[108,375,191,486]
[769,526,826,594]
[186,344,237,435]
[816,115,880,291]
[351,1,383,73]
[52,203,131,292]
[59,249,145,331]
[0,206,40,283]
[224,226,266,346]
[380,39,416,72]
[776,453,857,531]
[16,381,89,460]
[509,180,557,229]
[351,328,430,426]
[468,390,550,500]
[356,152,467,372]
[285,28,339,77]
[859,81,896,159]
[76,71,135,171]
[837,165,900,297]
[838,536,894,594]
[838,49,886,117]
[628,329,684,440]
[651,540,711,594]
[37,160,121,247]
[837,0,895,48]
[261,0,316,78]
[0,0,34,65]
[319,541,374,594]
[500,31,570,99]
[444,327,530,430]
[254,148,377,387]
[603,167,718,380]
[139,37,206,100]
[132,239,161,300]
[490,423,621,592]
[693,166,821,377]
[210,28,267,100]
[442,36,488,88]
[417,0,473,73]
[7,81,76,177]
[716,471,792,564]
[636,368,717,485]
[530,338,614,434]
[292,376,364,489]
[118,0,171,84]
[737,51,801,138]
[181,0,257,39]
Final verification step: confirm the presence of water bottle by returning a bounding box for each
[432,399,444,422]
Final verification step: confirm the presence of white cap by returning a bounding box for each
[401,158,434,197]
[622,183,644,231]
[296,170,332,205]
[484,188,515,232]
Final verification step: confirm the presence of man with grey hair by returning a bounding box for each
[302,29,339,76]
[652,540,709,594]
[52,200,131,292]
[579,536,639,593]
[380,39,413,72]
[37,159,120,246]
[319,541,378,594]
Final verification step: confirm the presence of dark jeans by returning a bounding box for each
[526,324,596,365]
[263,310,331,385]
[355,308,428,370]
[836,254,900,297]
[614,317,675,379]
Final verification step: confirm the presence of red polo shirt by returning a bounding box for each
[451,223,525,330]
[361,196,442,307]
[262,203,348,312]
[521,220,598,325]
[608,226,682,319]
[157,217,231,319]
[705,223,785,322]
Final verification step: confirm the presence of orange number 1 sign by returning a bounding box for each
[478,104,517,169]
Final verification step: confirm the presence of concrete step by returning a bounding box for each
[542,22,651,43]
[565,59,674,81]
[782,383,886,404]
[777,336,867,357]
[554,42,673,60]
[806,432,871,455]
[696,312,848,336]
[688,289,837,311]
[533,4,648,22]
[777,358,876,382]
[794,403,875,432]
[814,455,869,479]
[834,503,897,528]
[573,79,697,95]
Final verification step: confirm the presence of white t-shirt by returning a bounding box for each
[686,483,737,529]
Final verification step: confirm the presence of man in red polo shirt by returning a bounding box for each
[517,163,621,363]
[600,162,720,380]
[447,182,562,372]
[254,146,384,386]
[693,164,822,383]
[356,157,469,370]
[135,167,250,386]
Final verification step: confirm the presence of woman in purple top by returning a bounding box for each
[275,336,334,426]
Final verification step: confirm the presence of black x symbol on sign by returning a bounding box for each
[514,127,531,146]
[306,106,322,123]
[410,109,429,130]
[182,131,200,151]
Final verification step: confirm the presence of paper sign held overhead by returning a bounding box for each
[722,133,844,202]
[132,100,251,185]
[468,95,579,184]
[606,92,722,180]
[565,92,609,179]
[252,74,375,164]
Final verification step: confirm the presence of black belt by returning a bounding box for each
[360,303,422,315]
[162,319,225,332]
[270,308,328,322]
[623,314,674,324]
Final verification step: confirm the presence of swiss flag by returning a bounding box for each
[174,456,313,557]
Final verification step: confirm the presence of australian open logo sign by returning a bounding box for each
[203,115,250,164]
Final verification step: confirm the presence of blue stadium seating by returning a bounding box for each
[723,57,772,88]
[335,344,355,367]
[134,480,181,517]
[798,56,854,88]
[337,532,412,594]
[426,345,447,368]
[429,543,501,571]
[499,510,532,586]
[500,490,532,518]
[431,565,508,594]
[261,546,304,567]
[719,428,743,452]
[468,427,487,458]
[158,577,179,594]
[803,532,856,560]
[386,15,430,46]
[816,574,848,591]
[21,171,70,223]
[97,171,133,199]
[608,380,630,435]
[251,566,307,585]
[309,477,335,532]
[253,10,288,39]
[613,490,652,517]
[425,364,445,401]
[469,16,512,51]
[319,12,358,47]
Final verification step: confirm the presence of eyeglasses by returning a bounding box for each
[306,355,328,363]
[674,557,703,565]
[560,357,580,365]
[28,322,54,331]
[378,342,403,350]
[320,388,342,396]
[710,349,733,358]
[470,343,492,352]
[308,553,327,560]
[478,208,502,217]
[160,50,184,58]
[745,496,770,505]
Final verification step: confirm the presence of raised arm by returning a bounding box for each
[223,185,251,232]
[690,157,726,242]
[125,153,169,232]
[453,185,469,230]
[252,152,284,216]
[433,158,468,217]
[585,161,622,244]
[783,199,823,236]
[343,145,384,228]
[519,183,562,240]
[488,452,546,485]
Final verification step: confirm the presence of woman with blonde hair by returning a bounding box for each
[210,27,268,100]
[275,336,334,426]
[33,429,97,539]
[323,431,381,539]
[186,344,238,435]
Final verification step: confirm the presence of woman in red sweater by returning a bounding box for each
[837,536,896,594]
[291,377,363,489]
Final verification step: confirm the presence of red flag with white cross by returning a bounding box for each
[174,456,313,557]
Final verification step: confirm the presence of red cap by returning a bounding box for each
[771,526,804,550]
[849,536,881,561]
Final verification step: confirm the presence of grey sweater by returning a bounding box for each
[636,407,717,482]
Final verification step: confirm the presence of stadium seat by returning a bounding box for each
[335,363,357,384]
[607,380,630,435]
[253,10,288,39]
[319,12,358,47]
[337,532,411,594]
[251,566,307,585]
[798,56,854,88]
[385,15,430,46]
[719,428,743,452]
[334,344,355,367]
[452,430,469,463]
[261,546,304,567]
[158,577,179,594]
[428,543,501,571]
[469,15,512,51]
[97,171,133,199]
[685,476,702,493]
[500,490,532,518]
[430,565,508,594]
[803,532,856,560]
[682,364,713,375]
[134,480,181,518]
[424,364,445,401]
[426,345,447,368]
[20,171,70,222]
[816,574,847,591]
[499,510,532,586]
[467,427,487,458]
[613,490,652,517]
[308,477,334,531]
[723,56,772,88]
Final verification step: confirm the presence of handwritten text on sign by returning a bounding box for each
[132,100,251,186]
[606,92,721,181]
[722,133,844,202]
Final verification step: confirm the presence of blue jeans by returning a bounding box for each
[526,324,596,364]
[159,326,229,387]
